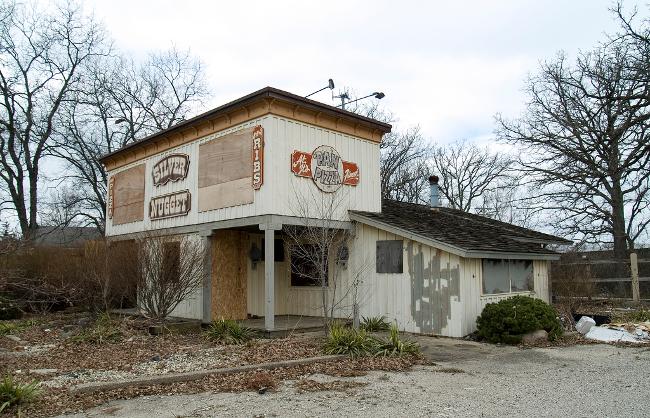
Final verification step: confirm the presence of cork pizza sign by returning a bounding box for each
[291,145,359,192]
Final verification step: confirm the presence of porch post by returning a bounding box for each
[199,230,213,324]
[260,219,281,331]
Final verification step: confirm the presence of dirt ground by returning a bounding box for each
[58,337,650,418]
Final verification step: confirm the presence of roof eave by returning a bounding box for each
[349,212,560,261]
[99,86,392,164]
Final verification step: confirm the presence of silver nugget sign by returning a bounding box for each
[149,190,191,220]
[152,154,189,187]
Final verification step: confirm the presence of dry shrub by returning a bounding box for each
[78,240,139,312]
[0,239,139,314]
[0,246,83,313]
[551,252,596,311]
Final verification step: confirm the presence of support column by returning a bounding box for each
[199,231,213,324]
[631,252,640,303]
[260,219,281,331]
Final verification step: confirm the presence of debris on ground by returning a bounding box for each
[575,316,596,335]
[584,325,649,344]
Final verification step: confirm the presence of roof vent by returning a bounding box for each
[428,175,440,207]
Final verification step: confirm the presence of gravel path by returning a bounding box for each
[62,342,650,418]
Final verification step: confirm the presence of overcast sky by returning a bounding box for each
[85,0,644,144]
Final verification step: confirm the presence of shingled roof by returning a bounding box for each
[349,200,571,260]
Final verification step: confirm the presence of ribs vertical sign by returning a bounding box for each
[252,126,264,190]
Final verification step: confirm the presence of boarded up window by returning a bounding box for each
[376,240,403,273]
[482,259,534,294]
[111,164,145,225]
[290,244,328,287]
[198,128,254,212]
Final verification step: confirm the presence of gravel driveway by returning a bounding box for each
[63,339,650,418]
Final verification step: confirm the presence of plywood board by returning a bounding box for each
[198,128,254,212]
[211,230,248,320]
[112,164,145,225]
[198,177,253,212]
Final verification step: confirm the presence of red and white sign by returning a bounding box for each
[290,146,359,192]
[252,126,264,190]
[107,176,115,219]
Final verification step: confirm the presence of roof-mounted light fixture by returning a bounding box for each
[334,91,385,110]
[305,78,335,98]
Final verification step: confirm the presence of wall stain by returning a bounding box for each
[408,242,460,334]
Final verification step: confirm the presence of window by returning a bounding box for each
[376,240,403,273]
[482,259,534,294]
[161,241,181,283]
[290,244,328,287]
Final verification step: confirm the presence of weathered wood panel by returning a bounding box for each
[198,128,253,212]
[211,231,248,320]
[112,164,145,225]
[105,116,382,237]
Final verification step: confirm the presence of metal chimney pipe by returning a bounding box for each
[428,175,440,207]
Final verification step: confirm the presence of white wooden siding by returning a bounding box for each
[106,116,381,236]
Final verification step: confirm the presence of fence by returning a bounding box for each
[551,250,649,302]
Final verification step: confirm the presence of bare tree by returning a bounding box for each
[0,1,109,238]
[51,48,208,231]
[496,13,650,258]
[380,127,432,203]
[284,185,369,328]
[136,234,205,321]
[430,140,515,212]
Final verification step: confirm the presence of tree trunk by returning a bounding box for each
[610,179,628,261]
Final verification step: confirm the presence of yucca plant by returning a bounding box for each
[323,321,378,357]
[205,319,255,344]
[360,315,391,332]
[375,323,420,356]
[0,375,40,415]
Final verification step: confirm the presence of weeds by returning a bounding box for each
[0,375,40,415]
[360,315,390,332]
[0,320,35,336]
[612,309,650,323]
[205,319,255,344]
[71,313,122,344]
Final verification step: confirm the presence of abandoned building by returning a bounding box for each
[100,87,569,337]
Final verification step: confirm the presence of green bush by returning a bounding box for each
[205,319,255,344]
[0,375,40,414]
[476,295,562,344]
[360,315,390,332]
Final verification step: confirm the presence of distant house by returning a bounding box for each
[99,86,570,337]
[30,226,102,248]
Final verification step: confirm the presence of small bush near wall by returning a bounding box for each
[476,295,563,344]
